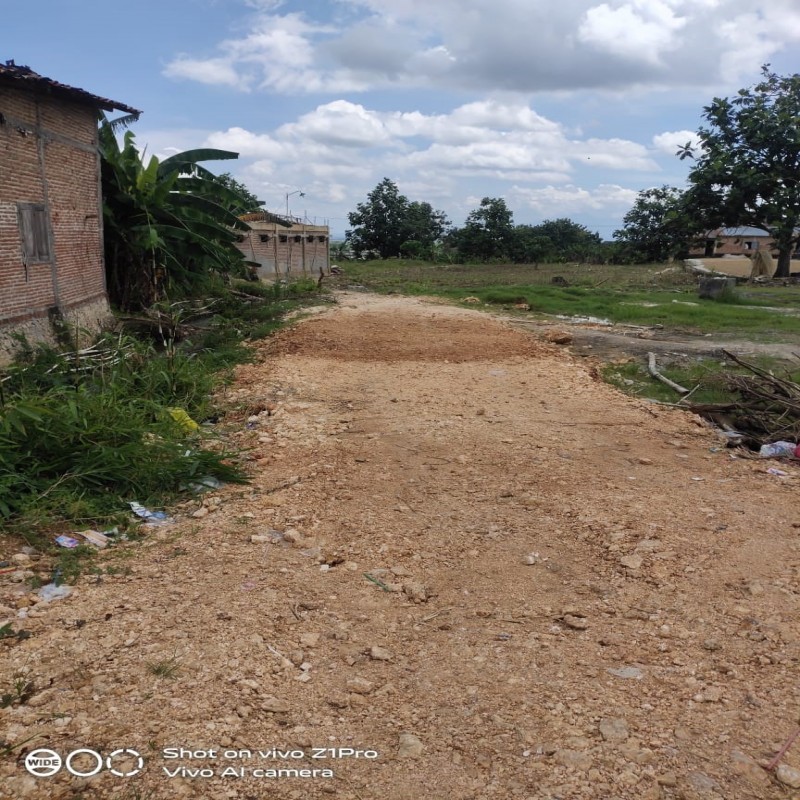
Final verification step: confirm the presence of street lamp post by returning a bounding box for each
[285,190,305,217]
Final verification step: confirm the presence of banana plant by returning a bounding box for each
[99,121,264,310]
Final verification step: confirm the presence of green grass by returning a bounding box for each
[337,260,800,341]
[0,279,323,541]
[603,354,800,406]
[146,656,182,679]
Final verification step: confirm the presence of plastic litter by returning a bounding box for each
[767,467,789,476]
[719,430,744,447]
[129,502,174,526]
[55,535,80,548]
[184,476,223,493]
[167,407,200,433]
[76,530,110,549]
[38,583,73,603]
[607,666,644,679]
[759,441,796,459]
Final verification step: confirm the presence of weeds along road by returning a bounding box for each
[3,292,799,799]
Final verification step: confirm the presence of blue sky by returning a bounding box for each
[5,0,800,239]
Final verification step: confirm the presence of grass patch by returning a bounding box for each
[0,279,323,542]
[603,354,800,406]
[336,260,800,341]
[147,656,182,679]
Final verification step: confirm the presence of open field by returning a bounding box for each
[335,260,800,341]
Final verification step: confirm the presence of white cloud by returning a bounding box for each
[511,184,639,213]
[163,57,246,89]
[206,99,656,183]
[165,1,800,94]
[652,129,702,156]
[194,94,667,233]
[574,138,659,171]
[277,101,392,148]
[578,2,687,66]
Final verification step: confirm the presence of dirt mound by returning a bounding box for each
[269,307,545,362]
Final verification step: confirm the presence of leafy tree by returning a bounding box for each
[212,173,264,214]
[509,225,555,263]
[531,218,602,262]
[452,197,515,261]
[614,186,695,263]
[346,179,449,258]
[402,200,450,256]
[679,66,800,277]
[100,121,275,310]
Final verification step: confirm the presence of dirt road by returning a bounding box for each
[3,293,800,800]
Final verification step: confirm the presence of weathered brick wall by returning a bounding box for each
[236,223,330,279]
[0,85,110,361]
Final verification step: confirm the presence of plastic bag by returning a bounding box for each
[168,407,200,433]
[38,583,73,603]
[758,441,796,459]
[129,502,174,526]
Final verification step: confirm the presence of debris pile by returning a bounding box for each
[688,350,800,446]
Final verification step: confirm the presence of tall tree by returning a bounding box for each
[346,179,449,258]
[453,197,515,261]
[533,218,602,262]
[614,186,695,263]
[401,201,450,250]
[509,225,555,263]
[679,66,800,277]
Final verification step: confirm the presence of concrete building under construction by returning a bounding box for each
[236,212,330,280]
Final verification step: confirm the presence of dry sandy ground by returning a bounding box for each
[2,292,800,800]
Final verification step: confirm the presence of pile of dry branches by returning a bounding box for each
[687,350,800,446]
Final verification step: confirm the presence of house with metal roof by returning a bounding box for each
[0,60,140,361]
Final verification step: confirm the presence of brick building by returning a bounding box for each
[0,61,139,361]
[692,227,787,257]
[236,212,329,280]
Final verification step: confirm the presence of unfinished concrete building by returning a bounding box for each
[236,212,330,280]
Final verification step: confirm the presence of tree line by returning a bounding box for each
[347,66,800,276]
[345,179,606,264]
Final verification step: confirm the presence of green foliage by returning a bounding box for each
[680,65,800,277]
[0,675,35,709]
[346,178,450,258]
[0,623,19,641]
[211,172,264,213]
[147,656,182,679]
[0,279,321,531]
[525,218,602,262]
[450,197,515,261]
[336,259,800,340]
[450,207,603,263]
[614,186,696,263]
[100,120,252,310]
[0,337,244,523]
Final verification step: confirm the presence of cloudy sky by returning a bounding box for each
[5,1,800,238]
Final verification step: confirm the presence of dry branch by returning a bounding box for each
[683,350,800,445]
[647,352,690,395]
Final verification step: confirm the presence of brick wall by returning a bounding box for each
[0,85,110,360]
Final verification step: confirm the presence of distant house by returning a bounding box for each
[0,60,140,361]
[692,227,793,258]
[235,212,330,280]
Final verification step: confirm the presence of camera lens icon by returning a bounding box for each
[24,747,144,778]
[24,749,62,777]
